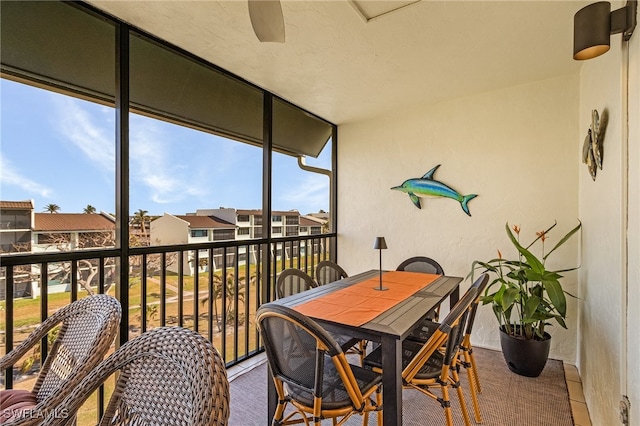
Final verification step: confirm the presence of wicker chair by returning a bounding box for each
[0,294,121,425]
[42,326,230,426]
[257,303,382,426]
[314,260,348,286]
[363,284,479,426]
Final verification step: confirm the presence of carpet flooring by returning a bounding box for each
[228,347,574,425]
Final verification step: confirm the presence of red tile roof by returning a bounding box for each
[300,217,323,227]
[0,200,34,209]
[175,215,235,229]
[34,213,115,231]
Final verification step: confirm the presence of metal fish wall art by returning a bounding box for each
[582,109,607,181]
[391,165,477,216]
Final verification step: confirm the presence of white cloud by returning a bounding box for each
[0,157,53,197]
[130,118,208,204]
[53,97,115,173]
[279,174,329,212]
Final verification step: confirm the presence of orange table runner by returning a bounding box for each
[293,271,440,327]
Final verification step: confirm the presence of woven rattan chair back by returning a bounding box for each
[314,260,348,286]
[0,294,121,425]
[42,326,230,426]
[276,268,317,299]
[396,256,444,275]
[257,303,382,426]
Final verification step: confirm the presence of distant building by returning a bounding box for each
[150,208,327,275]
[0,200,34,253]
[33,212,115,252]
[0,201,117,298]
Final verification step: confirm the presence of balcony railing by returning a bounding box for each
[1,234,336,390]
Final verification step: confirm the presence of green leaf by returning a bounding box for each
[543,221,582,260]
[523,295,540,319]
[502,287,519,311]
[506,223,545,274]
[544,279,567,317]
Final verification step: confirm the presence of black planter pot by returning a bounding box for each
[499,326,551,377]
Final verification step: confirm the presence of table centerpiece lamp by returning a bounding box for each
[373,237,388,291]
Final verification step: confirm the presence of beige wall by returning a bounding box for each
[337,73,581,361]
[577,22,640,425]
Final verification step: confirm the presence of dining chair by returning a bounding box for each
[396,256,445,320]
[0,294,121,425]
[314,260,349,286]
[276,268,318,299]
[406,273,490,423]
[363,285,479,426]
[41,326,230,426]
[256,303,383,426]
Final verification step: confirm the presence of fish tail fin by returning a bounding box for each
[461,194,477,216]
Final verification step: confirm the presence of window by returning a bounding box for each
[237,228,250,236]
[253,216,263,225]
[1,231,30,253]
[286,226,298,236]
[237,215,250,222]
[285,216,299,225]
[190,230,208,238]
[299,226,308,233]
[213,229,235,240]
[272,215,282,222]
[272,227,282,234]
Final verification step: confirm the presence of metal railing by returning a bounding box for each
[1,234,336,389]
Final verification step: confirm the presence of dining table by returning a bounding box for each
[265,269,463,425]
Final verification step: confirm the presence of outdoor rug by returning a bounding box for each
[229,347,574,425]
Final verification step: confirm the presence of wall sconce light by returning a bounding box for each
[373,237,388,291]
[574,0,637,60]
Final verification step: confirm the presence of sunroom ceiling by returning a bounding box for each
[87,0,586,125]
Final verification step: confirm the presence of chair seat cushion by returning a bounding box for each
[0,389,38,422]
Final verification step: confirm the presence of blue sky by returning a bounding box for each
[1,79,331,216]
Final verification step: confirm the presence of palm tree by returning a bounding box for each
[132,209,150,237]
[44,203,60,213]
[83,204,96,214]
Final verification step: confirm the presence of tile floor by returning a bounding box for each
[565,363,592,426]
[229,354,593,426]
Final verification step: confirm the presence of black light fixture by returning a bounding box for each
[574,0,637,60]
[373,237,388,291]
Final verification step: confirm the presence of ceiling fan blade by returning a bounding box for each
[248,0,285,43]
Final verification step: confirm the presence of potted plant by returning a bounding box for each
[470,221,581,377]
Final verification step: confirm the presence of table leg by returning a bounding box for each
[449,284,460,310]
[380,335,402,425]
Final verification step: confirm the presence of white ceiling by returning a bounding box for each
[88,0,587,125]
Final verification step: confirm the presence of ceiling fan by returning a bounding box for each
[248,0,285,43]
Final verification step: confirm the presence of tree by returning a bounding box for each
[83,205,96,214]
[38,231,117,295]
[132,209,150,245]
[44,204,60,213]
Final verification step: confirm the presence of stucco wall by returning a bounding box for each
[337,74,580,361]
[577,27,640,425]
